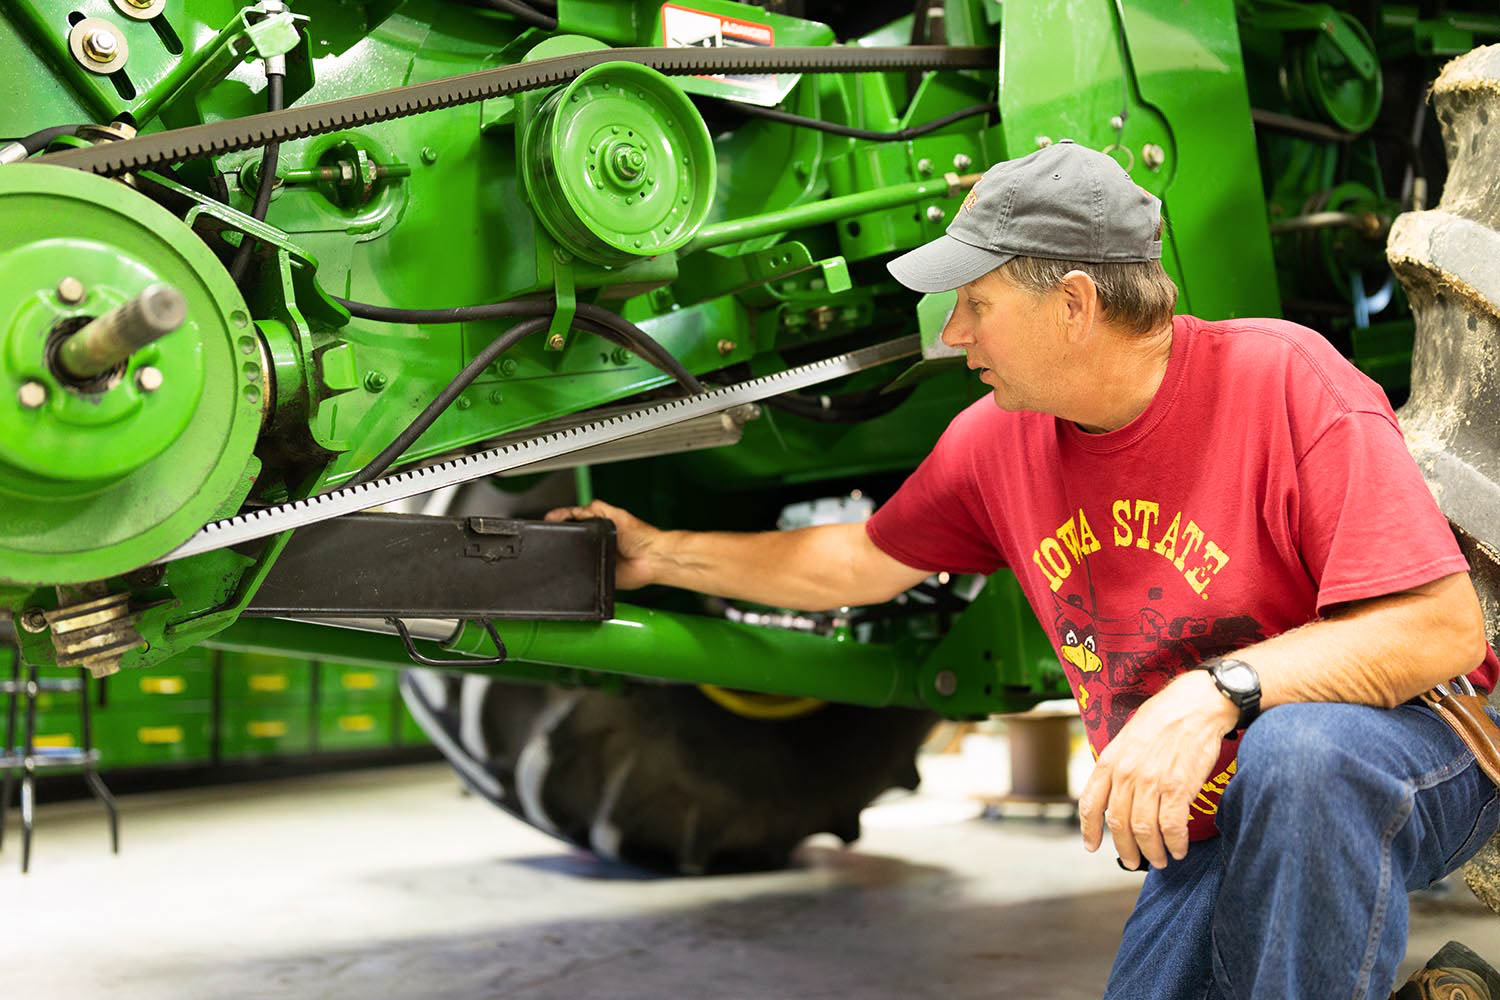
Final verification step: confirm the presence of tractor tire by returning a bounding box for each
[1386,44,1500,912]
[401,671,937,875]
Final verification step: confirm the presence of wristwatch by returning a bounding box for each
[1203,657,1261,734]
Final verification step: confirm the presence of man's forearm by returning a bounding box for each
[648,523,881,611]
[1235,573,1488,710]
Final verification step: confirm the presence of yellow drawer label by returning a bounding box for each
[248,720,288,738]
[337,714,376,733]
[140,676,185,695]
[248,674,289,692]
[137,726,184,745]
[35,733,75,749]
[340,672,378,691]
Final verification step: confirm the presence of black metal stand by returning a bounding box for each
[0,655,119,872]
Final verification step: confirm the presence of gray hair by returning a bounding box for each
[995,225,1178,335]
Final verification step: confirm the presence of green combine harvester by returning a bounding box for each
[1,0,1496,876]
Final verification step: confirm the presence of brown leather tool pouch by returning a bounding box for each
[1420,686,1500,788]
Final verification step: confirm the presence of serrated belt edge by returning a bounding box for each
[153,335,921,564]
[37,45,994,177]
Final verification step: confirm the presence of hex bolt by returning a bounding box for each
[17,381,47,410]
[953,153,972,171]
[364,371,388,393]
[57,283,187,380]
[456,396,472,410]
[717,339,736,355]
[1109,114,1124,131]
[498,359,518,377]
[83,28,119,62]
[610,347,631,365]
[926,205,945,223]
[420,146,438,165]
[1142,143,1166,170]
[934,670,958,697]
[135,366,164,393]
[546,333,566,351]
[19,607,49,633]
[56,276,85,305]
[916,158,933,175]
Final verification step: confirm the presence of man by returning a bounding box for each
[547,142,1500,999]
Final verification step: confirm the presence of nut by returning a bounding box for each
[1109,114,1124,131]
[17,381,47,409]
[56,276,85,304]
[1142,143,1166,170]
[364,371,387,392]
[926,205,945,223]
[19,608,49,633]
[716,339,736,355]
[546,333,566,351]
[952,153,972,170]
[916,158,933,175]
[135,366,164,393]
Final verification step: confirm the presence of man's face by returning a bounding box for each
[940,270,1068,414]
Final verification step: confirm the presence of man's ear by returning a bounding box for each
[1057,270,1098,343]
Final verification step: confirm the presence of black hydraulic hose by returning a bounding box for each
[481,0,557,30]
[763,384,916,423]
[228,72,285,284]
[345,316,551,487]
[712,99,995,141]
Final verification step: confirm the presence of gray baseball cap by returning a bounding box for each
[887,140,1162,294]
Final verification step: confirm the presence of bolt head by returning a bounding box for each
[916,158,933,175]
[499,359,518,377]
[1109,114,1124,130]
[420,146,438,165]
[456,396,471,410]
[19,608,48,633]
[1035,135,1053,148]
[135,366,164,393]
[1142,143,1166,170]
[716,339,736,356]
[56,276,85,304]
[934,670,958,697]
[926,205,945,223]
[17,381,47,409]
[364,371,387,392]
[85,28,119,59]
[547,333,566,351]
[952,153,972,171]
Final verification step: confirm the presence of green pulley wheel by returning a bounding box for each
[0,164,261,585]
[521,61,716,266]
[1286,12,1382,134]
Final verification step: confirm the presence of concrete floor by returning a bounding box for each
[5,735,1500,999]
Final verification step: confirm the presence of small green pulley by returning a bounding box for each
[522,61,716,266]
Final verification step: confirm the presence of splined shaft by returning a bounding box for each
[57,283,187,380]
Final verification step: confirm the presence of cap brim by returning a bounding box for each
[886,235,1013,293]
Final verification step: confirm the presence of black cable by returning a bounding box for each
[332,295,706,394]
[763,384,916,423]
[228,72,285,284]
[345,316,551,487]
[6,123,84,157]
[711,99,994,142]
[480,0,557,30]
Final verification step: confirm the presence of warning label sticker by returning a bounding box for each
[661,3,785,106]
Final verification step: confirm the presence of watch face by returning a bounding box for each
[1218,663,1258,695]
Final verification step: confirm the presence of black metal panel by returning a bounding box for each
[243,514,615,620]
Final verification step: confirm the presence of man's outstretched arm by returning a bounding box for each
[544,499,932,612]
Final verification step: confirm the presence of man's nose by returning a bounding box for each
[940,313,972,349]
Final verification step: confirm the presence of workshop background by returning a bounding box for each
[3,0,1499,996]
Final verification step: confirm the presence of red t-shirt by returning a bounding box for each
[867,314,1498,840]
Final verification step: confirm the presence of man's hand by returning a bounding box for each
[545,499,662,590]
[1078,670,1239,870]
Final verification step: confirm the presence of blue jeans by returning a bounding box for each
[1102,702,1500,1000]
